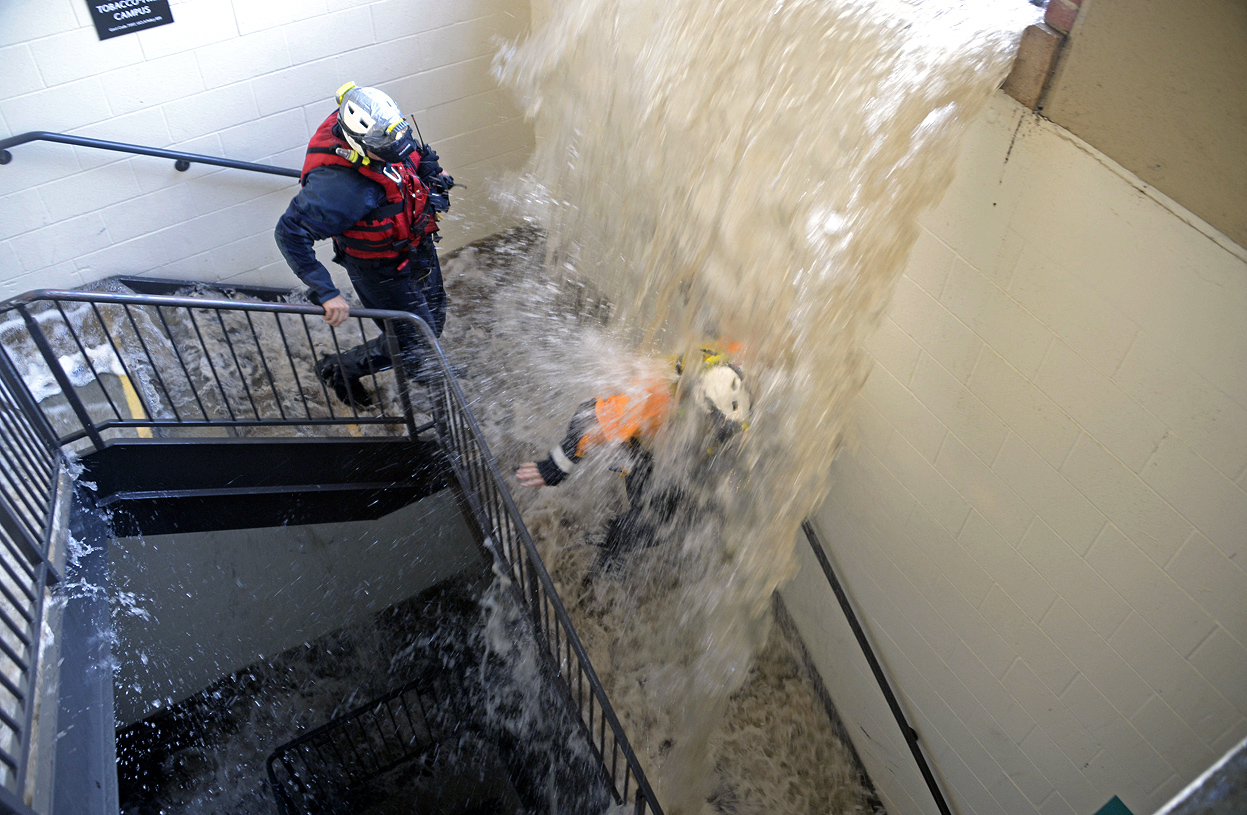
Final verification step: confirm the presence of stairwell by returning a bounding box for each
[0,275,662,815]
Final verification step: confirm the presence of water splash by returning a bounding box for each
[491,0,1037,810]
[443,234,881,813]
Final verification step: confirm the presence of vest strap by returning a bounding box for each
[366,201,406,219]
[337,234,412,252]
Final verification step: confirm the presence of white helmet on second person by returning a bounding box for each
[693,361,751,428]
[335,81,417,164]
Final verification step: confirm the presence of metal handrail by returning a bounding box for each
[0,131,299,178]
[0,286,663,814]
[802,520,952,815]
[0,336,62,815]
[419,322,664,814]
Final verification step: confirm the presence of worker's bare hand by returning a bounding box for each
[515,462,547,488]
[322,295,350,327]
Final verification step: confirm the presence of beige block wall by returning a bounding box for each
[1041,0,1247,251]
[783,93,1247,815]
[0,0,534,299]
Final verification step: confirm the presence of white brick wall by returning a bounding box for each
[0,0,534,299]
[784,94,1247,815]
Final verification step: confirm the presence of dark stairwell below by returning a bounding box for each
[112,559,611,815]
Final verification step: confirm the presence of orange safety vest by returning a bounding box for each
[575,377,674,458]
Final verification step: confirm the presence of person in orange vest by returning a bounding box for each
[275,82,454,407]
[516,347,751,557]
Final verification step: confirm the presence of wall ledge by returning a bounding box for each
[1001,22,1065,110]
[1001,0,1084,111]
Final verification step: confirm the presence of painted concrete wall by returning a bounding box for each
[783,92,1247,815]
[1041,0,1247,250]
[0,0,534,301]
[110,490,483,726]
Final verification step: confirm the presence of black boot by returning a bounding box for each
[597,507,659,574]
[315,356,373,408]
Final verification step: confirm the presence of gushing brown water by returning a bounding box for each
[482,1,1038,812]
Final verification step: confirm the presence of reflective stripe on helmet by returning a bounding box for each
[336,83,410,161]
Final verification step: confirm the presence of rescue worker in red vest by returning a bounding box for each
[516,347,751,558]
[275,82,454,407]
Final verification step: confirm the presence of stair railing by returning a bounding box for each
[266,678,439,815]
[0,132,299,179]
[0,289,423,450]
[0,285,664,815]
[421,339,665,815]
[0,337,62,815]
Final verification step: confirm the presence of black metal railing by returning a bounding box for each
[422,341,664,814]
[0,286,663,814]
[0,132,299,179]
[0,334,62,815]
[266,679,438,815]
[0,290,424,451]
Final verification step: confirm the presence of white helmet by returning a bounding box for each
[693,362,751,428]
[335,81,416,163]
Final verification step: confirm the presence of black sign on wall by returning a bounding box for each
[87,0,174,40]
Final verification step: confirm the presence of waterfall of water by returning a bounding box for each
[488,1,1038,811]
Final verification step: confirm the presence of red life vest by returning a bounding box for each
[300,112,436,266]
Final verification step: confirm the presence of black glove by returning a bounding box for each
[427,173,453,212]
[415,145,443,179]
[428,192,451,213]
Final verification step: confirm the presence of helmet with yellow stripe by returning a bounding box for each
[335,81,416,164]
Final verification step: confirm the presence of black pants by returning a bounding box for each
[602,450,683,558]
[337,239,446,381]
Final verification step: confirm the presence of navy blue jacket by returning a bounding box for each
[275,144,449,303]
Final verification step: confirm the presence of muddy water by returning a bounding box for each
[475,0,1037,812]
[445,228,880,814]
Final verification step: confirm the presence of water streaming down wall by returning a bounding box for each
[487,1,1039,811]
